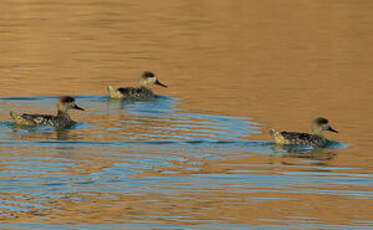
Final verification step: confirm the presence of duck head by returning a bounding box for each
[57,96,85,113]
[311,117,338,135]
[138,71,167,88]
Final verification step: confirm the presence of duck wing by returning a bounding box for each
[22,113,58,126]
[118,87,153,98]
[280,131,326,146]
[10,111,56,126]
[280,131,312,140]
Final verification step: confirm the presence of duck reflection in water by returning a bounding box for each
[10,126,81,141]
[271,143,337,162]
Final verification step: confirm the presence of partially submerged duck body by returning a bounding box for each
[10,96,85,129]
[107,86,154,100]
[270,130,328,147]
[11,112,73,128]
[107,71,167,99]
[269,117,338,148]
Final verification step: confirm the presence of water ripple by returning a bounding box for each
[0,96,366,229]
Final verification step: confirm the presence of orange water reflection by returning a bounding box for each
[0,0,372,228]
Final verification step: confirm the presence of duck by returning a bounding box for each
[9,96,85,129]
[106,71,167,99]
[269,117,338,147]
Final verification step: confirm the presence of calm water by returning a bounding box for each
[0,0,373,229]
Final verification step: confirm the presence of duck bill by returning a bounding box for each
[155,79,167,88]
[73,104,85,111]
[328,126,338,133]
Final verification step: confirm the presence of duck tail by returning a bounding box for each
[106,85,123,99]
[106,85,117,98]
[9,111,25,124]
[9,111,19,120]
[9,111,35,126]
[269,128,281,138]
[269,128,286,144]
[106,85,115,97]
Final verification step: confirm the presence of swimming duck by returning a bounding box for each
[269,117,338,147]
[106,71,167,99]
[10,96,84,129]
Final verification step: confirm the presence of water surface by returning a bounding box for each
[0,0,372,229]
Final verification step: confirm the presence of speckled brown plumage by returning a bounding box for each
[117,86,154,99]
[11,113,75,128]
[106,71,167,99]
[278,131,327,147]
[269,117,338,148]
[10,96,84,129]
